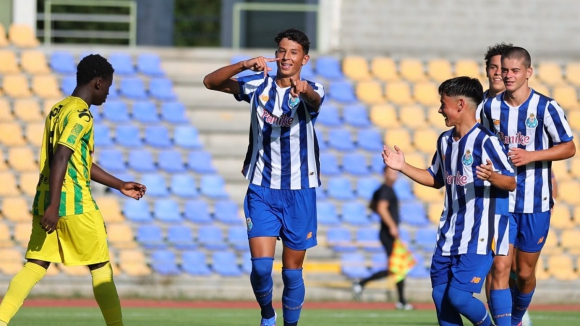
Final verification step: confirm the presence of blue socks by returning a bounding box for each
[250,257,275,319]
[432,284,463,326]
[282,268,304,325]
[447,286,492,326]
[512,288,534,325]
[490,289,512,326]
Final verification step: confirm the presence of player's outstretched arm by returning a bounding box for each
[290,77,322,109]
[41,145,73,233]
[91,163,147,200]
[476,159,516,191]
[382,146,442,188]
[508,140,576,167]
[203,57,280,94]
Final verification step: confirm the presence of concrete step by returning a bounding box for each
[203,133,249,158]
[175,85,234,108]
[189,109,250,133]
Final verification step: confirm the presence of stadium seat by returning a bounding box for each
[151,250,181,276]
[97,148,126,173]
[158,149,186,173]
[14,222,32,247]
[0,249,24,275]
[560,229,580,253]
[400,201,429,226]
[181,251,212,276]
[342,56,372,81]
[60,75,76,95]
[548,254,576,280]
[413,182,444,203]
[340,252,370,279]
[161,102,189,124]
[183,199,212,224]
[327,176,355,200]
[2,197,30,222]
[0,223,13,248]
[241,251,252,274]
[301,61,316,80]
[565,62,580,87]
[342,152,369,176]
[534,257,550,281]
[319,152,340,176]
[407,254,429,278]
[542,229,561,255]
[427,105,447,130]
[227,227,248,251]
[356,80,385,104]
[454,59,481,78]
[212,251,243,277]
[426,200,443,224]
[559,180,580,205]
[567,111,580,132]
[316,187,327,200]
[137,53,164,76]
[405,152,428,170]
[230,54,255,78]
[3,74,32,98]
[369,104,399,129]
[120,77,147,99]
[414,128,440,154]
[427,58,453,83]
[18,172,38,197]
[118,249,151,276]
[327,128,355,151]
[21,50,50,74]
[414,81,440,106]
[371,57,399,82]
[149,78,177,101]
[317,104,342,127]
[356,176,381,201]
[132,100,160,123]
[400,105,428,129]
[529,81,550,98]
[357,128,384,152]
[0,24,8,47]
[136,224,166,249]
[0,50,20,73]
[393,178,415,201]
[551,206,574,230]
[94,124,114,147]
[317,201,340,226]
[326,227,356,252]
[122,198,152,223]
[0,98,13,122]
[169,174,199,198]
[144,125,172,148]
[537,62,566,86]
[32,75,62,98]
[414,227,437,249]
[106,224,137,249]
[342,104,371,128]
[153,199,182,223]
[342,201,370,226]
[214,200,242,224]
[552,85,579,110]
[13,98,43,122]
[115,124,143,148]
[109,53,135,75]
[49,51,76,74]
[570,158,580,178]
[8,24,39,47]
[24,122,44,147]
[0,150,7,172]
[95,197,124,223]
[355,227,382,252]
[552,160,569,178]
[315,56,344,80]
[128,149,156,173]
[174,126,203,149]
[0,172,20,196]
[167,226,197,250]
[328,81,357,103]
[198,225,227,250]
[200,174,228,198]
[140,173,169,197]
[385,81,413,105]
[400,58,427,82]
[383,128,412,149]
[369,252,387,273]
[7,147,37,172]
[0,123,26,146]
[102,100,130,123]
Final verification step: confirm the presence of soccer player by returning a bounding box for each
[0,54,147,326]
[383,76,515,325]
[476,43,513,122]
[203,28,324,326]
[351,166,413,310]
[480,47,576,326]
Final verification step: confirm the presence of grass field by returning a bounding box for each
[8,307,580,325]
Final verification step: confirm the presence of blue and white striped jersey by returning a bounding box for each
[235,74,325,189]
[480,89,574,213]
[428,124,514,256]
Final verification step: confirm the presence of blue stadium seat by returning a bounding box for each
[328,81,356,103]
[342,152,370,176]
[326,227,356,252]
[327,177,355,200]
[128,149,156,173]
[341,201,370,226]
[97,148,126,173]
[340,253,370,279]
[301,61,315,80]
[266,59,278,77]
[198,225,227,250]
[187,151,216,173]
[174,126,203,149]
[60,75,76,95]
[414,227,437,249]
[50,51,76,74]
[400,201,429,226]
[120,77,147,99]
[169,174,199,198]
[356,177,381,201]
[144,125,172,148]
[316,104,341,127]
[102,100,130,123]
[316,201,340,226]
[115,124,143,148]
[230,54,254,77]
[228,227,248,251]
[153,199,182,223]
[399,227,412,244]
[149,78,176,101]
[183,199,212,224]
[316,187,327,201]
[214,200,241,224]
[200,175,228,198]
[316,56,344,80]
[136,224,166,249]
[123,198,152,223]
[407,254,429,278]
[137,53,164,77]
[328,128,355,151]
[370,252,388,273]
[167,225,197,250]
[108,172,135,196]
[140,173,169,197]
[343,104,371,128]
[151,250,181,276]
[317,135,328,151]
[241,251,252,274]
[357,129,383,152]
[158,150,186,173]
[393,178,415,201]
[109,53,135,76]
[371,154,385,174]
[161,102,189,124]
[182,251,211,276]
[132,101,159,124]
[355,227,382,252]
[319,152,341,176]
[212,251,243,277]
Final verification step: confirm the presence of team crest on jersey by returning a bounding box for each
[246,218,253,231]
[526,113,538,129]
[288,96,300,109]
[462,149,473,166]
[260,94,269,103]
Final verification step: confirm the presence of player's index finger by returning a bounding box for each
[265,57,280,62]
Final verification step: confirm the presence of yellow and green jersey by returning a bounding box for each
[33,96,99,216]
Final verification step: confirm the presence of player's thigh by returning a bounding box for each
[430,254,453,289]
[249,237,277,258]
[25,215,62,263]
[515,250,542,276]
[282,245,307,269]
[279,187,317,251]
[57,210,110,266]
[244,184,283,239]
[514,212,550,253]
[380,230,395,257]
[450,253,493,294]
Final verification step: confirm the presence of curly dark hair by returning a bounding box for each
[274,28,310,54]
[439,76,484,105]
[502,46,532,69]
[76,54,114,86]
[484,43,513,68]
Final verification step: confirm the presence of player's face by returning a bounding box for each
[438,95,460,127]
[93,75,113,106]
[275,38,309,78]
[486,55,504,94]
[501,57,532,93]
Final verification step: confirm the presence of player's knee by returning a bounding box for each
[282,268,303,288]
[251,257,274,280]
[447,286,472,313]
[516,267,535,283]
[431,284,446,312]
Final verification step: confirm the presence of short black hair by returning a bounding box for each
[274,28,310,54]
[502,46,532,68]
[439,76,484,106]
[76,54,114,86]
[484,43,513,68]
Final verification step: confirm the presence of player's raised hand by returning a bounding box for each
[508,147,533,167]
[244,56,280,78]
[382,145,405,171]
[290,77,308,98]
[120,181,147,200]
[476,159,494,181]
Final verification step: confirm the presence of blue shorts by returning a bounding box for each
[243,183,317,250]
[430,253,493,294]
[509,211,551,253]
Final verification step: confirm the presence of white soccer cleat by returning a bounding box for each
[395,302,414,310]
[521,310,532,326]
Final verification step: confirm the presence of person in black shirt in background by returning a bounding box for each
[352,166,413,310]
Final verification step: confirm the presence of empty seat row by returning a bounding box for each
[97,149,215,174]
[0,74,61,98]
[51,52,164,77]
[148,249,251,277]
[59,75,176,101]
[134,224,247,251]
[94,124,202,149]
[0,23,39,48]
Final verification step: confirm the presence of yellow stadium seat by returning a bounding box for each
[385,81,413,105]
[427,201,443,224]
[20,50,50,74]
[0,98,14,122]
[342,56,372,81]
[529,82,550,98]
[370,104,399,128]
[413,182,444,202]
[60,265,89,276]
[570,157,580,179]
[454,59,481,78]
[3,74,32,98]
[405,152,427,169]
[560,229,580,253]
[107,251,122,276]
[399,105,427,129]
[7,147,37,172]
[2,197,31,222]
[0,23,8,47]
[13,98,44,122]
[19,172,39,197]
[107,223,137,249]
[564,62,580,87]
[537,62,566,87]
[119,249,151,276]
[0,50,20,74]
[371,57,399,82]
[0,248,24,275]
[0,150,8,172]
[0,223,14,248]
[552,160,569,178]
[558,180,580,205]
[8,24,40,48]
[567,111,580,131]
[14,222,32,247]
[43,98,60,116]
[383,128,412,150]
[574,206,580,227]
[550,205,574,230]
[541,229,561,255]
[0,122,26,146]
[0,172,20,196]
[25,122,45,147]
[32,75,62,99]
[414,128,440,154]
[548,254,576,281]
[427,59,453,83]
[535,257,550,281]
[356,80,385,104]
[399,58,427,82]
[552,85,579,111]
[96,197,125,223]
[414,81,440,106]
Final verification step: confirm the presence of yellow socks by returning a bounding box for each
[0,262,47,324]
[91,262,123,326]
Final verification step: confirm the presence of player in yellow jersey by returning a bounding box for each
[0,54,147,326]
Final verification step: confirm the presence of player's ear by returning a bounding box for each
[302,54,310,66]
[526,66,533,80]
[95,77,101,90]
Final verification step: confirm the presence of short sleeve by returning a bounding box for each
[543,100,574,145]
[428,151,445,186]
[233,74,266,103]
[304,80,325,115]
[483,137,514,176]
[57,109,93,151]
